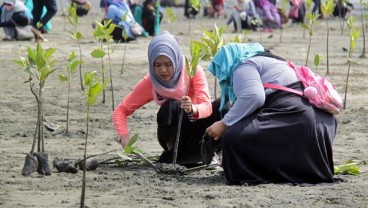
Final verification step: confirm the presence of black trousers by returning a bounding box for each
[31,0,57,27]
[222,82,337,185]
[156,98,227,165]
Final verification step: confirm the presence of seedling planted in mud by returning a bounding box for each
[199,24,226,98]
[92,19,118,110]
[59,51,81,134]
[172,40,205,164]
[359,0,368,58]
[80,71,108,208]
[321,0,334,74]
[301,12,320,66]
[16,44,57,176]
[67,3,85,91]
[343,17,360,109]
[120,14,129,75]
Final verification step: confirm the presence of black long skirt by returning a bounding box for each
[222,82,337,185]
[156,98,226,165]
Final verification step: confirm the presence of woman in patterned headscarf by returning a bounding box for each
[113,31,226,165]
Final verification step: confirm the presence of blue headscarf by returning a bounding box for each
[148,31,183,88]
[208,43,265,110]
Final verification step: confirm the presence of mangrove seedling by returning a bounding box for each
[67,2,85,91]
[301,12,320,66]
[90,42,106,103]
[80,71,108,208]
[321,0,334,74]
[303,0,314,39]
[16,44,57,176]
[343,16,360,109]
[359,0,368,58]
[172,40,205,164]
[199,24,227,98]
[120,14,129,75]
[92,19,118,110]
[59,51,81,134]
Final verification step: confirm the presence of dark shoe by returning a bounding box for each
[53,158,78,173]
[21,153,38,176]
[35,151,52,175]
[78,158,98,171]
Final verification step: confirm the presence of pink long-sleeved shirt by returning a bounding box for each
[112,67,212,137]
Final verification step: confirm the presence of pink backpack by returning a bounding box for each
[264,62,343,115]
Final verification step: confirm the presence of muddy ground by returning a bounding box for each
[0,5,367,208]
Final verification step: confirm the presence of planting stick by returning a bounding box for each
[172,85,191,165]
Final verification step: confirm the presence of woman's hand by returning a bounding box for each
[181,96,197,115]
[118,134,130,148]
[205,121,228,140]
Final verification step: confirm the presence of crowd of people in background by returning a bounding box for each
[0,0,355,40]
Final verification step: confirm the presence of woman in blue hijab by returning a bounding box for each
[206,43,338,185]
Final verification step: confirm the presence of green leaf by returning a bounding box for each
[117,151,133,161]
[90,49,106,58]
[69,60,81,71]
[127,133,139,147]
[75,31,82,39]
[59,74,68,81]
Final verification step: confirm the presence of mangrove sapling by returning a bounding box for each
[16,44,57,176]
[80,71,108,208]
[343,17,360,109]
[93,19,118,110]
[359,0,368,58]
[165,7,177,33]
[90,43,106,103]
[303,0,314,39]
[199,24,226,98]
[321,0,334,75]
[301,12,320,66]
[67,3,85,91]
[115,133,157,170]
[59,51,81,134]
[172,40,205,165]
[120,14,129,75]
